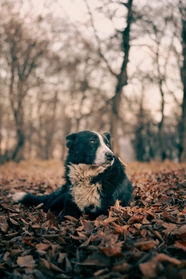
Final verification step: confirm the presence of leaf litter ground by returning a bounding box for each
[0,160,186,279]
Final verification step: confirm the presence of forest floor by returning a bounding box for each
[0,160,186,279]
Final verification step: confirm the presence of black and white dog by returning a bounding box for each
[13,131,133,222]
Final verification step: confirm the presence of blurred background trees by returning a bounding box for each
[0,0,185,163]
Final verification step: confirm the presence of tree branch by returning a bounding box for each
[84,0,117,77]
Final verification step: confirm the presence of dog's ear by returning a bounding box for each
[66,133,77,148]
[103,132,111,142]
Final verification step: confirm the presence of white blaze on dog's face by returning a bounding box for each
[93,131,115,166]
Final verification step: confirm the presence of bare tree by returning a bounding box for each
[110,0,133,156]
[152,27,168,161]
[131,0,184,161]
[179,0,186,161]
[85,0,134,156]
[0,4,49,161]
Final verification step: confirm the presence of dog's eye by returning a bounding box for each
[90,139,95,143]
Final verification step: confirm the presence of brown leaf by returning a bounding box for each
[128,214,144,225]
[5,232,19,237]
[77,257,109,267]
[40,258,51,269]
[113,261,131,272]
[171,224,186,239]
[9,218,19,226]
[174,241,186,252]
[80,235,92,247]
[35,243,50,251]
[22,237,36,247]
[0,221,8,233]
[71,234,86,241]
[129,227,138,234]
[151,230,164,242]
[64,215,78,222]
[140,229,147,238]
[34,203,44,209]
[47,209,58,227]
[163,211,178,223]
[139,253,181,279]
[32,223,41,229]
[112,223,130,234]
[20,218,30,225]
[133,223,142,230]
[83,220,94,235]
[141,217,150,224]
[3,251,10,262]
[17,255,35,268]
[162,222,177,234]
[94,268,109,277]
[103,216,119,224]
[158,195,172,204]
[99,242,123,257]
[156,253,182,264]
[58,253,67,264]
[135,240,157,251]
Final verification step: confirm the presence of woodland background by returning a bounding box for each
[0,0,186,163]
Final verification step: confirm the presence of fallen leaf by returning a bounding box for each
[103,217,118,224]
[174,241,186,252]
[113,261,131,272]
[35,243,50,251]
[47,209,58,227]
[135,240,157,251]
[9,218,19,226]
[171,224,186,239]
[128,214,144,225]
[0,221,8,233]
[139,253,181,279]
[99,243,123,257]
[17,255,35,268]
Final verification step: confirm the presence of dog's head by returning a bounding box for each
[66,130,115,166]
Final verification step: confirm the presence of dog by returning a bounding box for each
[13,130,133,222]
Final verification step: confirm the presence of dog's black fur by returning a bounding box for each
[13,131,133,222]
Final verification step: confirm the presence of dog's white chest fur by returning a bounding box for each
[68,164,106,212]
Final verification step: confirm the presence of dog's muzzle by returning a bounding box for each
[105,152,115,165]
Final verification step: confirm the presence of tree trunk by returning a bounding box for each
[158,80,167,161]
[44,91,58,160]
[180,3,186,162]
[12,128,25,162]
[61,115,72,162]
[10,78,25,162]
[180,90,186,161]
[110,87,123,156]
[12,100,25,162]
[0,105,2,158]
[110,0,133,156]
[158,123,167,161]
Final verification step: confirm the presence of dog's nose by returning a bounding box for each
[105,152,114,161]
